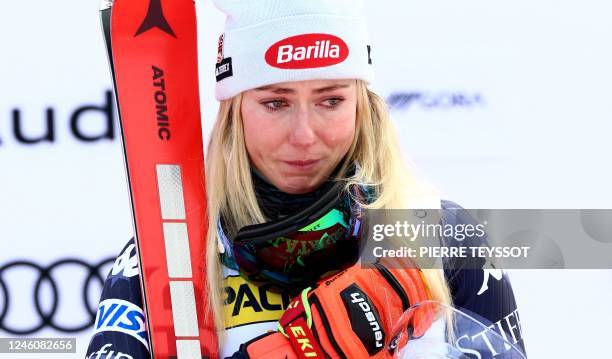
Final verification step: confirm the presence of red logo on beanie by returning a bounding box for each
[265,33,349,69]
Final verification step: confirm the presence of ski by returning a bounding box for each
[100,0,216,358]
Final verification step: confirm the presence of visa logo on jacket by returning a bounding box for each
[94,299,149,350]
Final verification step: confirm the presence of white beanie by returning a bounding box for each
[213,0,374,100]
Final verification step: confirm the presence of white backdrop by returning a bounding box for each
[1,1,611,358]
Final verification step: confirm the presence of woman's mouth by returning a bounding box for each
[282,159,320,170]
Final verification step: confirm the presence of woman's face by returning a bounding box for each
[241,79,357,194]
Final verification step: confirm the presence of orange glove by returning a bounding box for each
[236,261,435,359]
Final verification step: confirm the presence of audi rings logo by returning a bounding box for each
[0,258,114,335]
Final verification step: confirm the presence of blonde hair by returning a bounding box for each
[204,80,452,344]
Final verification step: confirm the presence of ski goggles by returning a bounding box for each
[219,181,366,290]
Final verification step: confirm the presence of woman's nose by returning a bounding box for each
[288,107,317,148]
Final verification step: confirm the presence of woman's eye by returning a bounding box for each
[263,100,287,112]
[321,97,344,109]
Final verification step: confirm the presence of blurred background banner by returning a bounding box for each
[1,1,611,358]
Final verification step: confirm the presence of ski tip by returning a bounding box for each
[100,0,113,11]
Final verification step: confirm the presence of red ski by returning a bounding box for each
[101,0,217,358]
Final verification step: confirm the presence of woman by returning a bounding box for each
[87,0,524,358]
